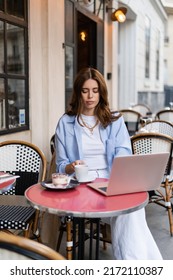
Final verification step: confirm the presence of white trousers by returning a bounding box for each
[102,208,162,260]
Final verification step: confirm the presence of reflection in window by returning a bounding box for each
[145,16,151,78]
[7,23,24,74]
[0,78,5,129]
[156,30,160,80]
[8,79,25,128]
[65,46,73,89]
[0,21,4,73]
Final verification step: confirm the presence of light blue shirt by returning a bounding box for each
[55,114,132,174]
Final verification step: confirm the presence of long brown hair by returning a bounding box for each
[66,67,121,127]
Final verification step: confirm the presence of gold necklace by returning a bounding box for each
[80,115,99,134]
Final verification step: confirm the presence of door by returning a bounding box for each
[77,11,96,71]
[65,0,104,108]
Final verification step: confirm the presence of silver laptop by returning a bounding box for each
[87,153,169,196]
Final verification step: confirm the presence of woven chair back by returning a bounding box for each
[119,109,142,136]
[131,132,173,177]
[0,140,47,195]
[132,104,151,117]
[155,109,173,123]
[140,120,173,138]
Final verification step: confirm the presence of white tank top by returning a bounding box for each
[80,114,109,178]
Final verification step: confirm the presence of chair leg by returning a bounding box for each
[66,217,73,260]
[165,179,173,236]
[56,227,64,251]
[100,223,107,250]
[100,223,112,250]
[23,210,42,242]
[31,210,42,242]
[24,222,33,238]
[32,210,40,234]
[168,208,173,236]
[56,217,73,259]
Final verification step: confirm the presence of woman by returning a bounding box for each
[55,67,162,259]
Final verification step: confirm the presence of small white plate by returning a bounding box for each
[77,175,96,183]
[41,179,79,190]
[43,183,69,190]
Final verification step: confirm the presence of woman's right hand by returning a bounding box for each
[65,160,85,174]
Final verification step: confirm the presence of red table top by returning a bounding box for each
[0,172,16,194]
[25,178,148,218]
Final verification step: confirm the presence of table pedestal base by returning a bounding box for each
[66,217,100,260]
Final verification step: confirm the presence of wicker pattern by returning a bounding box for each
[0,143,43,195]
[0,140,47,239]
[0,205,35,230]
[132,137,171,156]
[140,120,173,138]
[1,172,39,196]
[2,185,15,195]
[131,132,173,235]
[0,144,41,172]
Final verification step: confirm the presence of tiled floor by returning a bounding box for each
[57,202,173,260]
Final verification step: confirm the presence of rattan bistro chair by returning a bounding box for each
[139,120,173,138]
[50,134,55,155]
[131,132,173,235]
[0,140,47,240]
[132,103,152,117]
[155,109,173,123]
[0,232,65,260]
[119,109,142,136]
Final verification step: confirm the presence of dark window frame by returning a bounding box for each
[0,0,29,135]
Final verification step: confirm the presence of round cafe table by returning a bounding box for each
[0,173,16,194]
[25,178,148,259]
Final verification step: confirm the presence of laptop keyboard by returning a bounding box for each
[98,186,107,192]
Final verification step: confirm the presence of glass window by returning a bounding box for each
[65,46,74,89]
[0,21,4,73]
[0,0,28,134]
[8,79,25,128]
[145,16,151,79]
[6,0,25,19]
[0,78,5,130]
[0,0,4,12]
[7,23,25,74]
[156,30,160,80]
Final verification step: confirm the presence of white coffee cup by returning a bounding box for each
[74,164,89,182]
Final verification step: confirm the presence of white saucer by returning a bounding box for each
[41,180,78,190]
[78,175,96,183]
